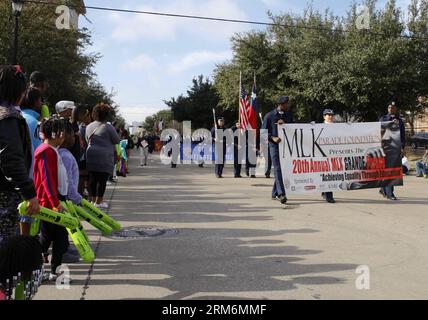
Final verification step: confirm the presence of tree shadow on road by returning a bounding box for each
[71,227,358,300]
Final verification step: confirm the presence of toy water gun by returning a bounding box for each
[14,281,25,301]
[60,201,95,264]
[29,218,41,237]
[18,202,79,230]
[81,199,121,231]
[12,269,43,301]
[73,204,113,235]
[40,104,50,119]
[64,201,90,243]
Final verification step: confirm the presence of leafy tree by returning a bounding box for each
[0,1,118,118]
[165,75,236,129]
[142,109,173,133]
[213,0,428,125]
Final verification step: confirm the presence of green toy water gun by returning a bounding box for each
[18,202,79,230]
[81,199,121,231]
[63,201,89,243]
[40,104,50,119]
[29,218,41,237]
[60,201,95,264]
[14,281,25,301]
[73,204,113,235]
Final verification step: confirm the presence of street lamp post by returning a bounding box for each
[11,0,24,65]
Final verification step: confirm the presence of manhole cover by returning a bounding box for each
[107,226,178,240]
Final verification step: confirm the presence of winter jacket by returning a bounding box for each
[33,144,60,209]
[0,104,36,200]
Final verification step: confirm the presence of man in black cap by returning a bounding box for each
[261,96,294,204]
[211,117,227,178]
[30,71,50,119]
[321,109,336,203]
[378,101,405,200]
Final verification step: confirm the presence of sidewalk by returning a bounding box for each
[36,152,428,300]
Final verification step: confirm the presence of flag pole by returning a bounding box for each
[238,71,242,127]
[253,71,263,126]
[212,108,217,130]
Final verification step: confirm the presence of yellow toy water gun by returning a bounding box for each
[81,199,121,232]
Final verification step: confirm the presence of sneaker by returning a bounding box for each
[234,175,242,178]
[250,175,256,178]
[106,180,112,186]
[62,252,80,263]
[326,198,336,203]
[424,175,428,179]
[46,273,72,284]
[278,195,288,204]
[97,202,109,209]
[265,174,271,178]
[48,273,58,282]
[41,272,56,283]
[416,174,423,178]
[387,195,398,201]
[379,189,386,198]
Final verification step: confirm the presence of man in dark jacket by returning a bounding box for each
[0,65,40,242]
[261,96,294,205]
[379,101,405,200]
[211,118,227,178]
[231,122,243,178]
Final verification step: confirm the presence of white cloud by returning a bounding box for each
[110,6,177,42]
[169,50,232,74]
[118,105,164,123]
[109,0,249,42]
[122,54,157,71]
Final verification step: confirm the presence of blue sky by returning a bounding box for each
[80,0,410,124]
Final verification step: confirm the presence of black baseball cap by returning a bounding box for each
[277,96,289,105]
[30,71,46,84]
[323,108,335,116]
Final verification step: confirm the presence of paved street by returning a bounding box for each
[36,152,428,300]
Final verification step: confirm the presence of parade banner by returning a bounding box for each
[278,122,403,194]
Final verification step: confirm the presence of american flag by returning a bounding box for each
[239,81,251,130]
[239,74,258,130]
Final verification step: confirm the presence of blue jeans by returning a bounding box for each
[416,162,428,175]
[269,144,286,198]
[382,186,395,197]
[265,150,272,176]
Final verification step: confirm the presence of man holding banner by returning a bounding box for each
[262,96,294,205]
[278,108,404,198]
[379,102,406,200]
[321,108,336,203]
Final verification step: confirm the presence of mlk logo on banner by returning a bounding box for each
[278,122,403,194]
